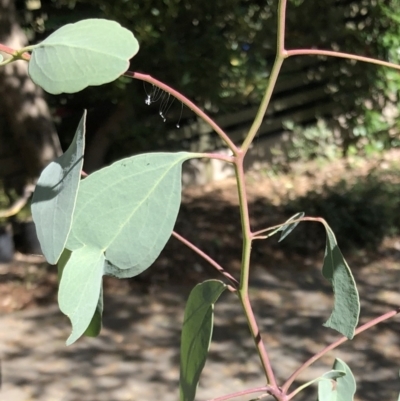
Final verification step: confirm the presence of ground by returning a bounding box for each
[1,151,400,401]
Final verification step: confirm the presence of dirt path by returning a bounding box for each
[2,151,400,401]
[1,252,400,401]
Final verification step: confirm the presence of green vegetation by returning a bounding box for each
[1,1,400,401]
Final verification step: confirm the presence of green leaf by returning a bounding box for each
[57,247,103,340]
[180,280,226,401]
[321,223,360,339]
[290,370,345,398]
[103,259,142,279]
[0,54,3,63]
[66,152,194,274]
[83,285,103,337]
[59,152,196,344]
[278,211,305,242]
[28,19,139,94]
[58,245,105,345]
[31,111,86,264]
[318,358,356,401]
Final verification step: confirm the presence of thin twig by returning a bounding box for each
[172,231,239,288]
[283,308,400,395]
[286,49,400,71]
[205,386,273,401]
[0,184,35,218]
[124,71,239,155]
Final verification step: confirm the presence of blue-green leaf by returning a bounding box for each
[318,359,356,401]
[290,370,345,398]
[58,245,105,345]
[83,286,103,338]
[103,259,142,279]
[28,19,139,94]
[31,111,86,264]
[322,223,360,339]
[278,212,305,242]
[59,152,198,343]
[180,280,226,401]
[66,152,195,273]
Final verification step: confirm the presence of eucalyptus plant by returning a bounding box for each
[1,1,400,400]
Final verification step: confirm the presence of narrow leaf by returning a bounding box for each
[58,246,105,345]
[31,111,86,264]
[66,152,195,275]
[28,19,139,94]
[180,280,226,401]
[278,211,305,242]
[322,223,360,339]
[318,359,356,401]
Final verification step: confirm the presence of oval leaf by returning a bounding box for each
[58,245,105,345]
[28,19,139,94]
[180,280,226,401]
[31,111,86,264]
[318,358,356,401]
[322,223,360,339]
[66,152,195,275]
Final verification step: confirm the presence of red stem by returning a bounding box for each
[286,49,400,71]
[172,231,239,288]
[205,386,277,401]
[124,71,239,155]
[283,308,400,395]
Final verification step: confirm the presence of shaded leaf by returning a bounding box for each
[180,280,226,401]
[103,259,142,279]
[278,211,305,242]
[322,223,360,339]
[66,152,195,274]
[28,19,139,94]
[318,358,356,401]
[58,245,104,345]
[31,111,86,264]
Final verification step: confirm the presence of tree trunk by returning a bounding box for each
[0,0,61,195]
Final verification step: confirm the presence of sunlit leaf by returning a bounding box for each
[28,19,139,94]
[58,245,105,345]
[31,111,86,264]
[322,223,360,339]
[318,358,356,401]
[66,152,195,273]
[84,286,103,338]
[59,152,197,343]
[278,211,305,242]
[180,280,226,401]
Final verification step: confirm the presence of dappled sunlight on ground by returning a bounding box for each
[2,151,400,400]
